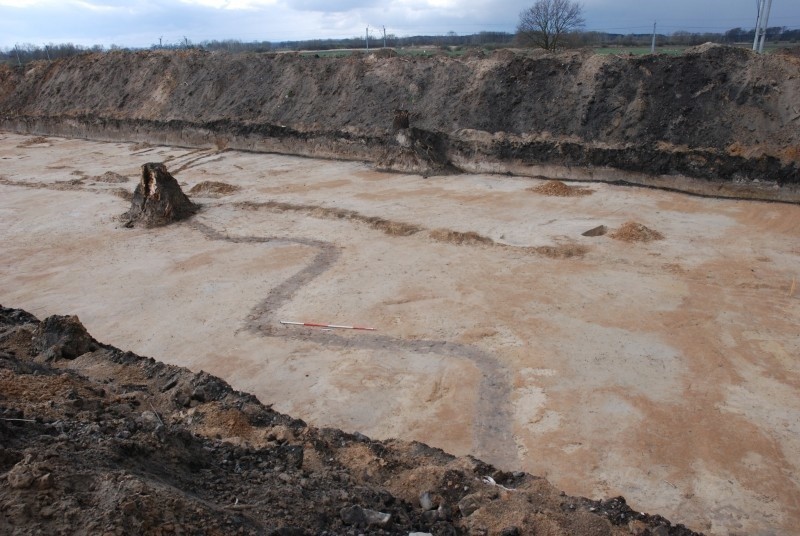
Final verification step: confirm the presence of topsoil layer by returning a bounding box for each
[0,45,798,198]
[0,305,700,535]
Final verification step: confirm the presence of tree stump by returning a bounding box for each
[121,163,197,228]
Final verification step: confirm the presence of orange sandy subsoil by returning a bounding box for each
[1,133,799,535]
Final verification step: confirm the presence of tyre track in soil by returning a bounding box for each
[0,176,517,465]
[188,220,516,468]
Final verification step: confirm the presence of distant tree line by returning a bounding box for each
[270,31,516,51]
[724,26,797,44]
[566,26,799,48]
[2,27,798,66]
[1,42,104,65]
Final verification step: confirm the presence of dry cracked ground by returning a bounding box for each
[1,132,799,535]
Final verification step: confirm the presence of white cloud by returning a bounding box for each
[0,0,53,6]
[179,0,277,9]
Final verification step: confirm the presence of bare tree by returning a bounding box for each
[517,0,585,51]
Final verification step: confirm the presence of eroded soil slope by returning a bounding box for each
[1,45,798,196]
[0,306,699,535]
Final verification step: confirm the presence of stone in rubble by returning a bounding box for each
[32,314,100,360]
[339,504,391,527]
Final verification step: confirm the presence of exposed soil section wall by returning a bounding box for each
[0,45,798,199]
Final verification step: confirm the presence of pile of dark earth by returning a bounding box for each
[0,305,701,535]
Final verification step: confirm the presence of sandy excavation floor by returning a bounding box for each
[1,132,799,535]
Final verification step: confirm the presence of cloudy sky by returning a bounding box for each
[1,0,798,49]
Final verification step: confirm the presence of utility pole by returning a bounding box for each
[159,36,163,48]
[758,0,773,53]
[753,0,774,53]
[650,21,657,53]
[383,26,387,48]
[44,44,51,62]
[13,44,21,67]
[753,0,764,51]
[366,26,369,51]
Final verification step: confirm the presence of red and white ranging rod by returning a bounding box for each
[280,321,377,331]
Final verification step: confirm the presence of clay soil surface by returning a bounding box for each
[1,133,799,535]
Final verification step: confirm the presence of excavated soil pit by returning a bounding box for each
[1,133,799,535]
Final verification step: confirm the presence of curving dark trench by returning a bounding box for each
[188,220,517,468]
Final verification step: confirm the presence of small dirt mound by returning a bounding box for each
[189,181,240,197]
[430,229,495,246]
[684,42,726,55]
[16,136,49,148]
[121,162,197,228]
[94,171,129,183]
[130,141,152,151]
[610,221,664,242]
[529,180,593,197]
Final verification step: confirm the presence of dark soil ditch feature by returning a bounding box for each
[93,171,129,183]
